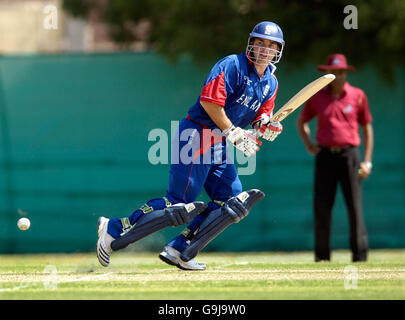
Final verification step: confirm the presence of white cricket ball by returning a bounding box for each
[17,217,31,231]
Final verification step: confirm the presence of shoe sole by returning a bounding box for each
[97,217,102,231]
[96,217,110,267]
[158,252,178,267]
[176,262,204,271]
[159,251,205,271]
[177,261,206,271]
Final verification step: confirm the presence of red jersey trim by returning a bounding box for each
[200,71,227,107]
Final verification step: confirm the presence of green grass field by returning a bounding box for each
[0,249,404,300]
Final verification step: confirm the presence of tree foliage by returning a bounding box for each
[63,0,405,82]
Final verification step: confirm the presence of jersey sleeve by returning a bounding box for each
[200,56,239,107]
[357,90,372,126]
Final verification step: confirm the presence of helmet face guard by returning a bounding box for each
[246,21,285,65]
[246,40,284,65]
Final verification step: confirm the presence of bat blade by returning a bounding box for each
[270,73,336,122]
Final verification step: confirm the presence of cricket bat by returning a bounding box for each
[270,74,336,123]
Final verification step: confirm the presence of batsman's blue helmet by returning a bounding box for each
[246,21,285,64]
[249,21,284,46]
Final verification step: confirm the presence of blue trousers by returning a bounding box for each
[166,117,242,204]
[108,117,242,243]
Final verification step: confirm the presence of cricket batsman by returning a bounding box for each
[97,21,285,270]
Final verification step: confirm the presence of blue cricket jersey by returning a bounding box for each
[187,53,279,130]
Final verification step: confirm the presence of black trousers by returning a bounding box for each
[314,146,368,262]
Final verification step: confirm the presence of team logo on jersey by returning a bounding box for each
[343,104,353,113]
[244,76,252,85]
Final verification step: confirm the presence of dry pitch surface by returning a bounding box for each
[0,249,404,300]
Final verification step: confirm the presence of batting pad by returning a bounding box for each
[111,202,207,251]
[180,189,265,262]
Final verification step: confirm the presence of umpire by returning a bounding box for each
[297,54,374,262]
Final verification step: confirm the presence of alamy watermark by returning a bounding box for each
[343,5,358,30]
[43,265,58,289]
[147,121,257,175]
[43,4,58,30]
[344,265,358,290]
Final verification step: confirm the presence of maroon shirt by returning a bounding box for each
[300,82,372,147]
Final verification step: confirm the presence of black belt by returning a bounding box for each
[320,145,355,154]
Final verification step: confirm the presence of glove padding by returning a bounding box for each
[223,125,262,157]
[253,114,283,142]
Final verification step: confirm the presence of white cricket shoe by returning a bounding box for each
[96,217,115,267]
[159,245,206,271]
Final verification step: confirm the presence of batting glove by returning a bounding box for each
[223,125,262,157]
[260,121,283,141]
[253,114,283,142]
